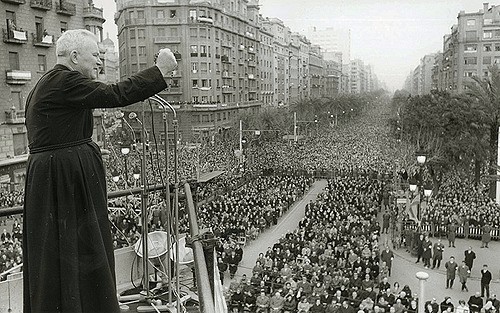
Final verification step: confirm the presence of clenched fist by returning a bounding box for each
[155,48,178,77]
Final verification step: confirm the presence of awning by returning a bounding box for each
[197,170,225,183]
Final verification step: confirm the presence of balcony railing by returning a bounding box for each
[5,110,25,124]
[1,0,25,4]
[248,47,255,54]
[197,16,214,24]
[221,86,234,93]
[56,1,76,16]
[171,70,182,77]
[247,60,257,67]
[30,0,52,10]
[153,36,181,44]
[221,55,230,63]
[222,71,232,78]
[32,33,54,47]
[6,70,32,85]
[3,28,28,44]
[165,87,182,94]
[83,6,105,22]
[248,74,255,80]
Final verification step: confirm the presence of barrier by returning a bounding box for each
[401,222,500,241]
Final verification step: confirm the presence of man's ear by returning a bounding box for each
[69,50,78,64]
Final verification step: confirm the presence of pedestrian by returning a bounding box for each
[445,256,458,289]
[464,246,476,271]
[218,257,228,285]
[481,224,491,248]
[422,235,433,269]
[227,250,240,279]
[456,300,469,313]
[415,233,424,263]
[382,211,391,234]
[22,29,176,313]
[458,260,471,292]
[481,264,492,298]
[448,223,457,247]
[468,292,483,313]
[380,245,394,276]
[432,238,445,269]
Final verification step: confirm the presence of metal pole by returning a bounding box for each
[140,101,150,297]
[416,272,429,313]
[173,119,180,313]
[184,183,216,313]
[292,112,295,141]
[239,119,243,161]
[162,111,172,305]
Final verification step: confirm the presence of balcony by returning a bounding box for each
[222,71,232,78]
[153,36,181,44]
[124,18,146,26]
[165,86,182,94]
[32,33,54,47]
[56,1,76,16]
[197,16,214,24]
[247,60,257,67]
[245,31,255,39]
[222,41,232,48]
[6,70,32,85]
[1,0,25,4]
[247,74,255,80]
[215,54,220,59]
[30,0,52,10]
[221,55,230,63]
[239,44,244,51]
[171,70,182,77]
[238,59,245,65]
[83,6,105,23]
[5,110,25,124]
[3,28,28,44]
[248,47,255,54]
[222,86,234,93]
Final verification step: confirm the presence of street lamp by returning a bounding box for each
[409,151,432,222]
[111,170,120,183]
[121,144,131,185]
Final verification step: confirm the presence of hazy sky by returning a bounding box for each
[93,0,492,91]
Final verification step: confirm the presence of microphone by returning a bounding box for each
[128,112,137,120]
[128,112,149,144]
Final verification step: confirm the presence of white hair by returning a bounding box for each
[56,29,97,57]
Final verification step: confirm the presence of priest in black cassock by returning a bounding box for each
[23,29,177,313]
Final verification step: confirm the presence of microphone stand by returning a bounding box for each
[139,101,150,298]
[148,95,179,312]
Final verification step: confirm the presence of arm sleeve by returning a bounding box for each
[60,66,168,109]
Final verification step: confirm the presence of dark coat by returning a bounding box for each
[23,64,167,313]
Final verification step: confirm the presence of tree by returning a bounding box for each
[465,64,500,198]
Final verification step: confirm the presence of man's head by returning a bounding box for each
[56,29,102,80]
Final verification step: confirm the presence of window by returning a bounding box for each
[494,56,500,64]
[157,28,165,36]
[38,54,46,72]
[464,44,477,52]
[464,70,476,77]
[170,27,178,36]
[191,62,198,72]
[170,10,176,18]
[484,31,493,39]
[190,28,197,38]
[190,45,198,57]
[138,46,146,56]
[200,62,208,73]
[137,29,145,39]
[60,21,67,33]
[35,16,44,42]
[466,30,477,40]
[130,29,135,39]
[484,18,493,25]
[171,79,179,87]
[13,133,27,156]
[484,56,491,64]
[201,79,207,87]
[484,44,492,52]
[467,19,476,26]
[199,28,206,38]
[495,44,500,51]
[11,91,22,110]
[137,10,145,19]
[200,45,207,57]
[156,10,164,18]
[189,9,197,21]
[464,57,477,65]
[202,114,209,122]
[9,52,19,70]
[128,11,134,19]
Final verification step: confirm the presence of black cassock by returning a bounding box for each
[23,64,167,313]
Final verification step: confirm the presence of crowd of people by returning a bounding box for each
[0,219,22,281]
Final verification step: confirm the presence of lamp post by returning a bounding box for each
[133,167,140,188]
[120,145,130,186]
[409,151,433,221]
[416,271,430,313]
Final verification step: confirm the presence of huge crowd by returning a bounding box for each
[0,93,499,313]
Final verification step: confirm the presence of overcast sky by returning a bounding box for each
[93,0,492,91]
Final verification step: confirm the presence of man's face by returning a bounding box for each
[75,39,102,80]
